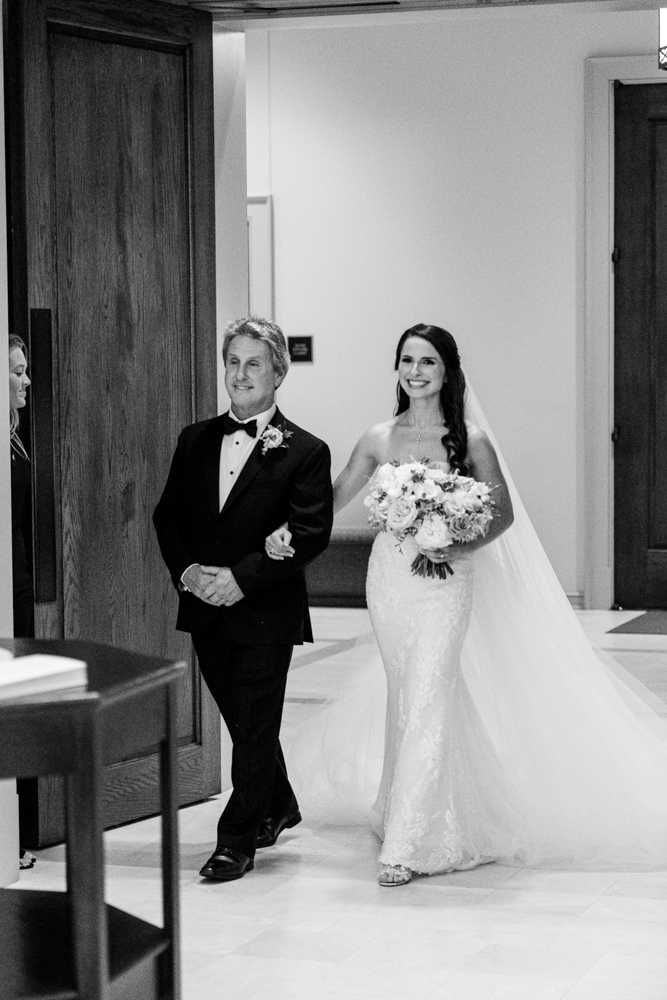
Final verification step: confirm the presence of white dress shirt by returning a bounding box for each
[180,404,276,589]
[218,403,276,510]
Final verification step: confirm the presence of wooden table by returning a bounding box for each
[0,639,186,1000]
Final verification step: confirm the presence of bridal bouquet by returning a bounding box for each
[364,460,495,579]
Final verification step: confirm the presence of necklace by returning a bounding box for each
[412,424,444,444]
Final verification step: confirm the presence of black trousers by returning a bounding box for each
[193,616,297,859]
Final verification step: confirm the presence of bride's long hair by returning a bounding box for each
[394,323,469,474]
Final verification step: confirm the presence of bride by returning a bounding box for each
[265,323,667,886]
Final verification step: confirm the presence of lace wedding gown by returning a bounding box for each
[367,523,520,873]
[287,391,667,872]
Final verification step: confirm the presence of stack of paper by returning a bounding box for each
[0,654,88,700]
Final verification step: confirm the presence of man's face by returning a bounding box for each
[224,335,282,418]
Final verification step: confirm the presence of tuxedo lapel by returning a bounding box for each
[204,416,226,516]
[219,408,286,517]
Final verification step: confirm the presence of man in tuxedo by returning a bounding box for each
[153,316,333,881]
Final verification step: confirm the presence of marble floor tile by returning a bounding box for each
[471,888,598,917]
[342,928,489,976]
[233,926,376,963]
[429,970,573,999]
[295,854,380,882]
[603,870,667,899]
[571,951,667,986]
[309,607,371,640]
[582,894,667,923]
[182,953,324,1000]
[462,941,603,983]
[500,868,621,896]
[179,869,295,900]
[360,882,496,910]
[326,830,384,860]
[12,609,667,1000]
[552,915,667,955]
[421,863,521,891]
[259,873,380,910]
[564,982,667,1000]
[299,964,453,1000]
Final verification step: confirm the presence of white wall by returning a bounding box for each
[0,5,20,886]
[213,27,250,416]
[243,4,655,597]
[212,27,250,787]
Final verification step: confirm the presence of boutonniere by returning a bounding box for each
[259,423,293,456]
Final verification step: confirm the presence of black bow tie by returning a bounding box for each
[221,412,258,438]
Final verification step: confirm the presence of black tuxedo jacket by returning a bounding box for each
[153,408,333,644]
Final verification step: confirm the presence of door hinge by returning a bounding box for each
[611,246,620,267]
[611,423,620,443]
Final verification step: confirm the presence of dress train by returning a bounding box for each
[286,386,667,871]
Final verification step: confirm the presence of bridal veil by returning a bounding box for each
[287,382,667,870]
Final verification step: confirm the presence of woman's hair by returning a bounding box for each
[394,323,469,474]
[8,334,29,459]
[222,315,290,381]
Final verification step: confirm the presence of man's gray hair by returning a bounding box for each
[222,316,290,380]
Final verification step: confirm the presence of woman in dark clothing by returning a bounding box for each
[9,334,33,635]
[9,333,36,868]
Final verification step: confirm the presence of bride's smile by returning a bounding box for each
[398,336,447,401]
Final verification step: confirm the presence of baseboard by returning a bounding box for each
[309,533,587,614]
[308,595,368,608]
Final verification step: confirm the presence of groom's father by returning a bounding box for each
[153,316,333,881]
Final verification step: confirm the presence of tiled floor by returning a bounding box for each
[14,608,667,1000]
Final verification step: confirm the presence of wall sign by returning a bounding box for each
[288,336,313,363]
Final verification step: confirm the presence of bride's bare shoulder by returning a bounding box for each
[465,421,488,445]
[353,419,397,464]
[365,418,397,443]
[466,423,499,468]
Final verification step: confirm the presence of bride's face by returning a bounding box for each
[397,337,446,401]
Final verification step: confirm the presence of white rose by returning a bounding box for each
[386,496,418,532]
[412,478,441,501]
[376,462,397,484]
[424,467,448,483]
[385,482,405,500]
[393,464,416,484]
[414,514,452,550]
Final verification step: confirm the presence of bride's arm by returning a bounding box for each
[464,427,514,548]
[422,427,514,563]
[333,430,380,514]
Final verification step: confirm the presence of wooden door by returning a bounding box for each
[614,82,667,609]
[5,0,221,844]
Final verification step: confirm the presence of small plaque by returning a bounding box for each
[288,336,313,363]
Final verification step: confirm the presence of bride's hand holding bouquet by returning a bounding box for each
[364,459,495,579]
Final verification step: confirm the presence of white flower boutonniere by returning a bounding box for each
[259,423,293,456]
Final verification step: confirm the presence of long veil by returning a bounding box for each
[287,382,667,869]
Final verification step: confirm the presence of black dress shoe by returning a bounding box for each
[199,847,254,881]
[256,809,302,849]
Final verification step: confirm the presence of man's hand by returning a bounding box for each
[182,564,219,604]
[199,566,244,607]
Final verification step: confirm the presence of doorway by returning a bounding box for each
[614,81,667,609]
[5,0,221,844]
[584,56,667,610]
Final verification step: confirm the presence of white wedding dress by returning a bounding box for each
[287,388,667,872]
